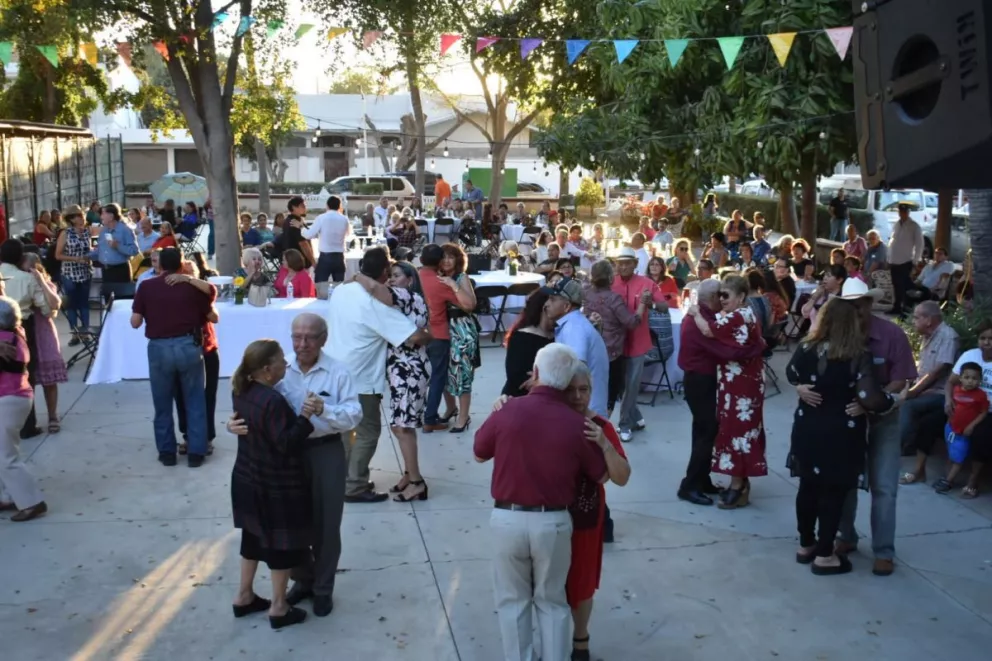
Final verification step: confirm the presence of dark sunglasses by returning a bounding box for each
[718,291,731,300]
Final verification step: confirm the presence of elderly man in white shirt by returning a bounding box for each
[301,195,351,287]
[227,312,362,618]
[888,203,925,316]
[631,232,651,275]
[373,197,390,227]
[326,246,432,504]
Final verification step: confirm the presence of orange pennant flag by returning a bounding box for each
[152,41,169,60]
[80,42,98,66]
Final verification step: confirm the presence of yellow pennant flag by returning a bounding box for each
[327,27,348,41]
[767,32,796,68]
[80,42,98,66]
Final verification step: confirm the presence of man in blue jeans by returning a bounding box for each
[130,248,217,467]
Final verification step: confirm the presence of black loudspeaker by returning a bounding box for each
[853,0,992,189]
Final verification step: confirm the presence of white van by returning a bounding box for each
[817,174,931,246]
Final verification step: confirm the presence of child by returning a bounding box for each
[934,362,989,494]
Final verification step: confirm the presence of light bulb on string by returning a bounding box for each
[354,147,359,155]
[443,141,449,158]
[500,167,505,175]
[314,122,322,138]
[431,157,436,168]
[819,131,827,140]
[693,147,701,156]
[311,135,318,145]
[488,147,493,157]
[757,141,764,149]
[465,160,470,171]
[590,154,595,162]
[355,137,362,147]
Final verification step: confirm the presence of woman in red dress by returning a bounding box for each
[564,363,631,660]
[687,274,767,509]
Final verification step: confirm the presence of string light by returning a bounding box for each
[500,167,505,175]
[533,162,537,172]
[589,154,595,162]
[353,146,359,155]
[430,157,436,168]
[443,141,449,157]
[819,131,827,139]
[355,137,362,147]
[757,141,764,149]
[488,147,493,157]
[314,122,322,138]
[693,147,701,156]
[465,160,470,170]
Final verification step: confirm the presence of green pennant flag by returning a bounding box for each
[664,39,689,67]
[717,36,744,69]
[294,24,314,39]
[0,42,12,66]
[36,45,59,67]
[266,20,284,39]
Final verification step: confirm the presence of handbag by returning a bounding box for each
[247,283,269,307]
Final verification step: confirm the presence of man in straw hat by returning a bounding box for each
[794,278,916,576]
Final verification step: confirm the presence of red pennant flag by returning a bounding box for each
[116,42,132,68]
[476,36,500,53]
[152,41,169,60]
[440,33,461,56]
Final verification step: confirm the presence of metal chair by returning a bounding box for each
[434,218,455,243]
[638,328,676,405]
[66,291,116,380]
[763,352,782,398]
[473,285,510,345]
[502,282,541,318]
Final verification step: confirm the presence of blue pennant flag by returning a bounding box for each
[614,40,638,63]
[236,16,257,38]
[212,12,229,29]
[566,40,590,65]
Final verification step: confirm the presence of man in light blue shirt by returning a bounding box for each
[135,216,160,254]
[464,179,485,220]
[135,250,161,291]
[541,278,609,418]
[89,203,138,282]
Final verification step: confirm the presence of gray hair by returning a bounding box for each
[698,279,722,302]
[533,343,581,390]
[0,295,22,331]
[571,361,591,384]
[866,229,880,240]
[242,248,263,266]
[292,313,328,338]
[916,300,942,320]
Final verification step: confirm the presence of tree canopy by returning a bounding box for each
[327,67,398,95]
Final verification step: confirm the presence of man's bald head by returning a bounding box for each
[291,313,328,365]
[292,313,327,336]
[698,279,722,312]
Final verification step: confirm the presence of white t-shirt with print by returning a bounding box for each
[952,349,992,411]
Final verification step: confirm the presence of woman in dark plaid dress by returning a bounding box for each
[230,339,318,630]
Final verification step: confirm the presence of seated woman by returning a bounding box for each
[235,247,271,288]
[844,255,866,283]
[387,211,418,251]
[801,265,847,330]
[666,238,695,287]
[152,221,179,250]
[645,257,680,309]
[556,258,578,281]
[771,234,795,263]
[736,242,757,270]
[178,201,200,240]
[256,214,275,244]
[829,248,846,266]
[33,210,57,246]
[701,231,730,269]
[790,239,816,281]
[273,248,315,299]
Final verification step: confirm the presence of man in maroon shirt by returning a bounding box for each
[131,247,216,467]
[474,343,608,661]
[678,279,765,505]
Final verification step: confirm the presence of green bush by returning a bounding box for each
[716,192,874,237]
[124,181,328,195]
[354,182,384,195]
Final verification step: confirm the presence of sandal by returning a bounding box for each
[393,480,428,502]
[47,419,60,434]
[899,472,924,485]
[178,442,188,456]
[390,472,410,493]
[933,478,952,494]
[571,635,591,661]
[961,486,979,499]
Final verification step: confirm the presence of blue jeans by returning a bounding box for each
[829,218,846,242]
[207,218,215,257]
[424,339,451,425]
[838,412,900,560]
[61,277,91,330]
[148,336,207,456]
[898,393,947,454]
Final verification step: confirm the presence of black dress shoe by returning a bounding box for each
[312,594,333,617]
[344,490,389,503]
[20,427,43,440]
[269,605,307,630]
[701,483,724,495]
[159,452,177,466]
[677,490,714,506]
[286,583,314,606]
[232,594,271,618]
[187,454,205,468]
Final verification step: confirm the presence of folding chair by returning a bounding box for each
[414,218,429,242]
[434,218,455,243]
[638,327,676,405]
[502,282,541,319]
[66,291,116,380]
[763,351,782,398]
[473,285,510,345]
[179,222,207,259]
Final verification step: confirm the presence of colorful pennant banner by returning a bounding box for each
[440,34,461,55]
[266,20,284,39]
[36,45,59,67]
[327,27,348,41]
[717,36,745,69]
[825,26,853,60]
[767,32,796,68]
[520,38,543,60]
[236,16,256,38]
[211,12,229,29]
[613,40,638,63]
[566,40,590,65]
[80,42,98,66]
[152,41,169,60]
[0,42,12,66]
[665,39,688,67]
[294,24,314,39]
[363,31,383,48]
[476,36,500,53]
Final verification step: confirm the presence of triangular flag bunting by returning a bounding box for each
[664,39,689,67]
[767,32,796,67]
[520,38,543,60]
[36,45,59,67]
[476,37,500,53]
[116,42,132,68]
[363,31,382,48]
[825,26,853,60]
[0,42,12,66]
[566,40,590,65]
[211,11,229,29]
[80,42,98,66]
[327,27,348,41]
[613,40,638,63]
[294,24,314,39]
[440,34,461,56]
[152,41,169,60]
[235,16,256,38]
[717,36,745,69]
[266,20,284,39]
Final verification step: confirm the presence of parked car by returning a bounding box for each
[383,171,441,196]
[739,178,776,198]
[326,175,417,197]
[516,181,549,198]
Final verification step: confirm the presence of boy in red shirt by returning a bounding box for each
[934,362,989,493]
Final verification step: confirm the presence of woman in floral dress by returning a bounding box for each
[22,253,67,433]
[687,274,767,509]
[440,244,479,434]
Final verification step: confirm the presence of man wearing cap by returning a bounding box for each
[612,247,667,442]
[797,278,916,576]
[887,203,924,316]
[541,278,610,419]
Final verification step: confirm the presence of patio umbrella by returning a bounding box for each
[149,172,210,207]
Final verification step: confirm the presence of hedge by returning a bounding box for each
[124,181,328,195]
[354,182,384,195]
[715,192,875,237]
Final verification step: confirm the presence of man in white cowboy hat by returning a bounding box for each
[795,278,917,576]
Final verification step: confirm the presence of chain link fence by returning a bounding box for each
[0,125,124,239]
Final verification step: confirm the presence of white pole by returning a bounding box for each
[362,92,369,183]
[958,189,964,208]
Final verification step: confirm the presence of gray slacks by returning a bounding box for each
[291,437,347,596]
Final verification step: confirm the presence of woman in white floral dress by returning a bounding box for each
[687,274,767,509]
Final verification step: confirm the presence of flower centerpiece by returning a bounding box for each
[500,240,521,276]
[232,276,246,305]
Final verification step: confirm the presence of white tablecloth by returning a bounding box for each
[641,308,684,392]
[470,271,545,333]
[87,298,329,384]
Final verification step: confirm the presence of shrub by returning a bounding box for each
[354,182,384,196]
[574,177,605,218]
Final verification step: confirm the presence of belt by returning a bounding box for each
[494,501,567,513]
[150,332,195,340]
[307,432,342,447]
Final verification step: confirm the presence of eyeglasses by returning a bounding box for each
[718,291,730,300]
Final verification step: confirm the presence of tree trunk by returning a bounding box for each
[778,182,799,236]
[255,139,270,215]
[404,12,426,196]
[559,169,570,196]
[936,188,953,251]
[799,170,817,244]
[966,189,992,301]
[728,176,737,194]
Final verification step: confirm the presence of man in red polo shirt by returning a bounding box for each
[131,247,216,467]
[474,343,608,661]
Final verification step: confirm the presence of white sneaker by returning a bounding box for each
[619,429,633,443]
[634,419,647,431]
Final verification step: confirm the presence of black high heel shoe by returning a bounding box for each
[389,471,410,493]
[571,636,591,661]
[393,480,429,502]
[449,417,472,433]
[440,409,458,423]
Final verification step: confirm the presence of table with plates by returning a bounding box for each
[470,270,545,333]
[87,298,328,384]
[641,307,684,393]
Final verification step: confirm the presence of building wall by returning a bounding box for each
[123,149,169,183]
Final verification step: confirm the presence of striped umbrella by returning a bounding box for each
[149,172,210,207]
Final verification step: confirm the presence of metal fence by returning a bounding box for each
[0,127,125,239]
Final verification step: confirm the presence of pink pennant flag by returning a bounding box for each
[520,38,543,60]
[363,31,382,49]
[476,36,500,53]
[825,26,853,60]
[440,34,461,56]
